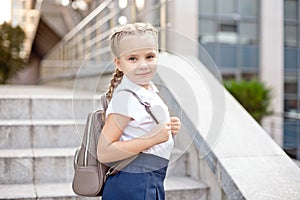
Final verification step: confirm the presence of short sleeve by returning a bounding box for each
[106,91,140,120]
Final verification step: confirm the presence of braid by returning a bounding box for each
[106,68,124,101]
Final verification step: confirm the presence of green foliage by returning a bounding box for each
[0,22,26,84]
[224,79,273,123]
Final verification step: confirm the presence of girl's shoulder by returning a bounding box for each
[110,89,140,107]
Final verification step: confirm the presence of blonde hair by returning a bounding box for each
[106,23,158,101]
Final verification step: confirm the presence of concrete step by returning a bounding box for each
[167,148,189,177]
[0,177,207,200]
[0,147,189,185]
[0,120,84,149]
[0,97,96,120]
[0,85,100,120]
[165,177,208,200]
[0,183,99,200]
[0,148,75,184]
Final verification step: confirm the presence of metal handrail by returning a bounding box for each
[40,0,169,82]
[44,0,114,57]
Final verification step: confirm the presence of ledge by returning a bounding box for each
[157,53,300,200]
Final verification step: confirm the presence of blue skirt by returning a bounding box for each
[102,153,169,200]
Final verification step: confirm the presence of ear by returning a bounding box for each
[114,58,121,71]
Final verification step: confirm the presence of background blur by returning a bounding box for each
[0,0,299,199]
[2,0,299,160]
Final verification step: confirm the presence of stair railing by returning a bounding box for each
[40,0,168,83]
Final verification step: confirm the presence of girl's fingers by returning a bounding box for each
[170,116,181,136]
[170,116,180,122]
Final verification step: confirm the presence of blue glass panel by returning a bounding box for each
[284,0,298,20]
[219,44,236,68]
[242,45,259,69]
[284,118,300,159]
[240,0,258,17]
[285,48,298,69]
[202,44,216,61]
[283,119,298,149]
[199,0,215,14]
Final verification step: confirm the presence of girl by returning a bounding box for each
[97,22,181,200]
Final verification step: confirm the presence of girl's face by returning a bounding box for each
[115,35,158,88]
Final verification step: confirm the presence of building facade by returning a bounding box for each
[197,0,299,159]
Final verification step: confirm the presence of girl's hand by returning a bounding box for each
[170,116,181,136]
[146,123,171,145]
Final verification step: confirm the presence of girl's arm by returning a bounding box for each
[97,113,171,163]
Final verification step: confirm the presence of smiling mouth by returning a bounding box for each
[136,72,151,76]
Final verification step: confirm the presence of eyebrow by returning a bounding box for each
[125,51,156,57]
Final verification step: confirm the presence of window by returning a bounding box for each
[220,44,237,68]
[284,99,298,111]
[199,19,216,44]
[220,23,237,32]
[240,22,258,44]
[219,0,235,15]
[284,24,298,47]
[199,0,215,14]
[199,0,259,73]
[285,48,298,69]
[240,0,258,17]
[284,0,299,20]
[284,73,299,111]
[285,82,298,94]
[217,21,238,44]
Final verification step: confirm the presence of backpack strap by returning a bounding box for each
[119,89,159,124]
[100,93,108,111]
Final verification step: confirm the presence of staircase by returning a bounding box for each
[0,85,208,200]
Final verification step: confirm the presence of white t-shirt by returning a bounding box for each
[106,76,174,160]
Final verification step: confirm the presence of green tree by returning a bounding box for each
[0,22,26,84]
[224,79,273,123]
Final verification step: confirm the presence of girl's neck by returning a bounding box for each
[141,84,150,90]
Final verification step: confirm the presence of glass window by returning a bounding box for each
[217,20,238,44]
[285,82,298,94]
[242,45,258,69]
[240,22,258,44]
[220,23,237,32]
[284,0,298,20]
[219,0,235,15]
[284,48,298,69]
[202,44,217,64]
[199,19,216,43]
[283,118,298,156]
[284,24,298,46]
[284,99,298,111]
[199,0,260,74]
[220,44,237,68]
[240,0,258,17]
[199,0,215,14]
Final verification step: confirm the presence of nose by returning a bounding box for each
[138,60,148,69]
